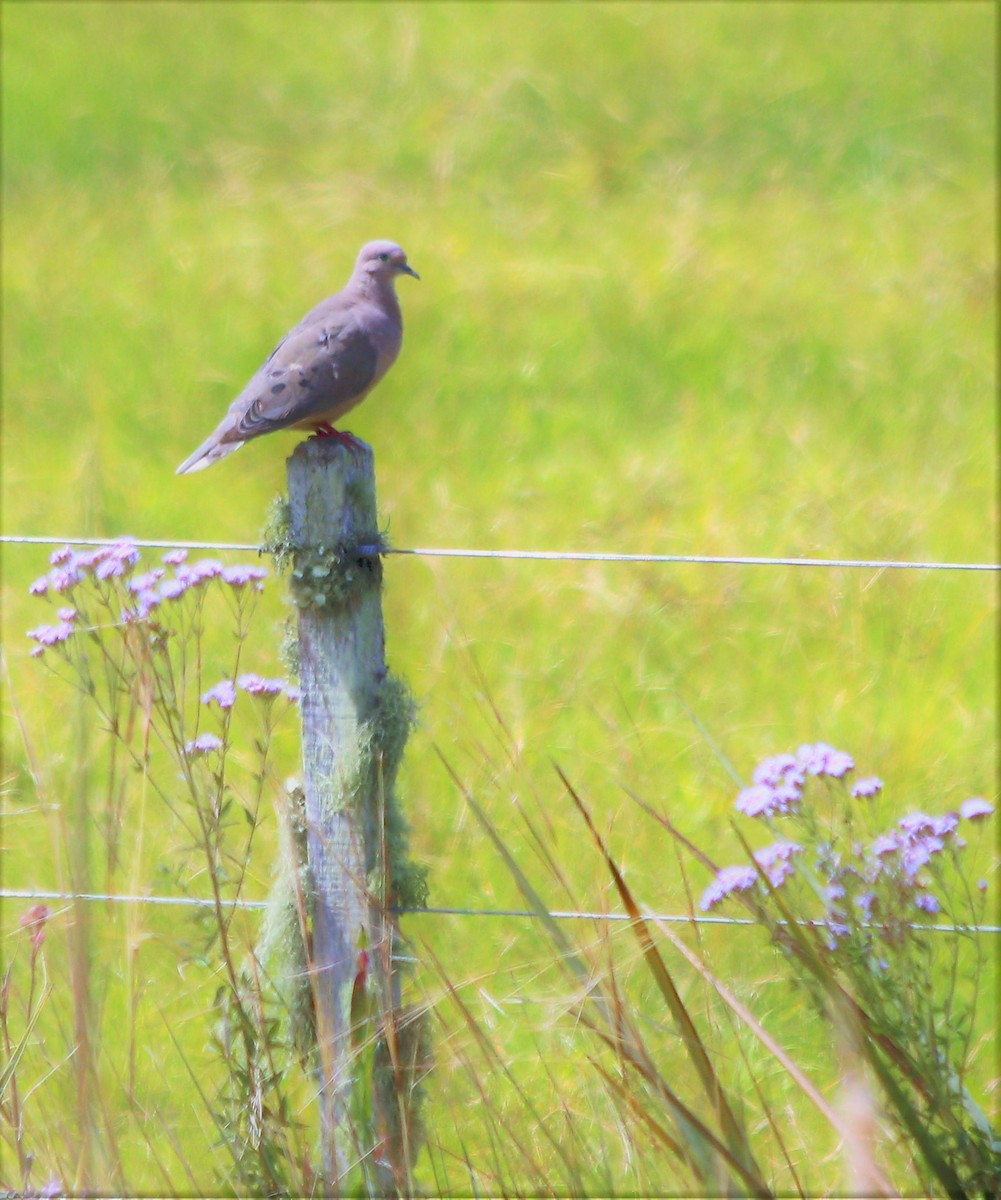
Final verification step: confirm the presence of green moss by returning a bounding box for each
[260,494,294,575]
[371,672,428,909]
[336,670,429,913]
[255,783,316,1059]
[261,491,390,610]
[288,537,387,612]
[390,857,430,912]
[368,671,418,795]
[278,615,299,679]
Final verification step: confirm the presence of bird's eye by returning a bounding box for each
[378,252,389,262]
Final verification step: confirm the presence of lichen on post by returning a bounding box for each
[282,436,424,1185]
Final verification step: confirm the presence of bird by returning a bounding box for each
[176,239,419,474]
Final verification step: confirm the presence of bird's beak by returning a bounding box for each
[399,263,420,280]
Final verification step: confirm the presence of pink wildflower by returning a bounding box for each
[201,680,236,709]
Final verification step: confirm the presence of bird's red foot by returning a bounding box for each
[314,420,357,444]
[309,424,366,453]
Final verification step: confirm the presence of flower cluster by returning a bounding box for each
[701,744,994,940]
[188,674,299,754]
[27,542,270,647]
[28,543,301,785]
[29,540,141,598]
[699,840,804,910]
[199,674,299,712]
[735,742,856,818]
[26,607,78,657]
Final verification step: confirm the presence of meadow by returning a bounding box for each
[2,3,996,1194]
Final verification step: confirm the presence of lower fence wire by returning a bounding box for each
[1,889,996,935]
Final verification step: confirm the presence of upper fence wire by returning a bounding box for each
[1,533,998,571]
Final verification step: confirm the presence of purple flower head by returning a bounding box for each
[162,548,188,565]
[699,865,757,911]
[192,558,225,581]
[129,589,161,620]
[179,559,224,586]
[237,673,287,697]
[94,557,124,580]
[901,837,944,879]
[129,569,165,593]
[851,776,883,799]
[753,840,802,888]
[752,754,806,790]
[55,607,77,622]
[285,683,301,703]
[50,546,73,565]
[201,680,236,710]
[27,621,74,647]
[914,891,940,915]
[159,578,189,601]
[871,832,899,857]
[977,879,988,891]
[797,742,855,779]
[736,784,780,817]
[899,812,942,837]
[48,564,82,593]
[29,575,49,596]
[959,797,994,823]
[93,541,140,579]
[221,563,268,588]
[892,811,955,840]
[772,782,803,808]
[184,732,224,758]
[67,547,99,572]
[856,891,877,920]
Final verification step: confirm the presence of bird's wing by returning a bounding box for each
[219,315,380,444]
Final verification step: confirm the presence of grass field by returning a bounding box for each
[2,2,996,1193]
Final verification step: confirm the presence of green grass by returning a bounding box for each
[2,1,995,1193]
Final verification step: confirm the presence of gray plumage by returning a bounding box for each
[176,239,418,474]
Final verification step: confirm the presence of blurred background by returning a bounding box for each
[2,2,995,1191]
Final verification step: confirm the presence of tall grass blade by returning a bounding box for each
[555,763,770,1197]
[0,981,50,1101]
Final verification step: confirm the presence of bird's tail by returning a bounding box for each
[175,436,245,475]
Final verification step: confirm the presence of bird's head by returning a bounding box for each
[356,240,420,283]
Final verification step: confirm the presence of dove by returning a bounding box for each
[176,239,418,474]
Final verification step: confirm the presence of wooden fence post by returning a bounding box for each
[286,436,399,1183]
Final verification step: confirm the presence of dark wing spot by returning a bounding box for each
[270,382,287,394]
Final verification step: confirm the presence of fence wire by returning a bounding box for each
[1,533,997,572]
[2,889,997,935]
